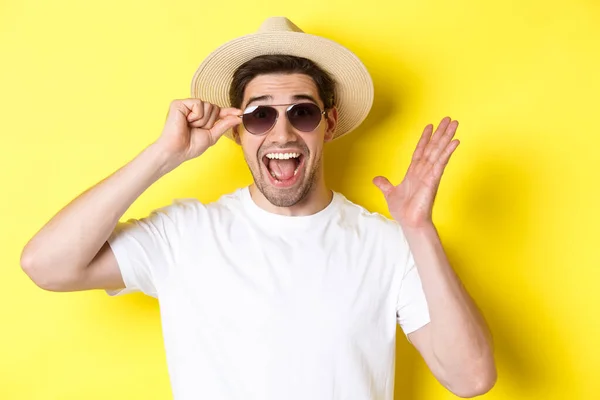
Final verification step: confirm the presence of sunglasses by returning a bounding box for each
[239,103,326,135]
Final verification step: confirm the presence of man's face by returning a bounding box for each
[234,73,337,207]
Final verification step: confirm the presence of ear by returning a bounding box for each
[324,107,338,143]
[232,126,241,145]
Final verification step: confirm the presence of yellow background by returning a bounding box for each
[1,0,598,399]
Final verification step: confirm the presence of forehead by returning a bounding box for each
[242,73,320,104]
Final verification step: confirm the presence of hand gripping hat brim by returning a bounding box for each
[190,16,374,141]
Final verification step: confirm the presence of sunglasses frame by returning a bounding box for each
[238,102,327,135]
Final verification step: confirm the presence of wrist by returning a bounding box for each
[400,220,438,239]
[145,142,182,177]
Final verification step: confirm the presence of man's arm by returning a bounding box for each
[374,117,496,397]
[20,99,241,292]
[21,143,173,292]
[404,224,496,397]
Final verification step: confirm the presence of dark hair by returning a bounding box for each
[229,54,336,110]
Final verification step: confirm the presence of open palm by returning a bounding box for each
[373,117,460,228]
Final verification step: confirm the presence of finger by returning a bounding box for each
[188,102,215,128]
[372,176,395,195]
[179,99,204,117]
[219,107,243,118]
[432,116,451,141]
[169,99,203,122]
[412,124,433,162]
[428,119,459,162]
[178,101,206,126]
[423,117,451,159]
[188,115,209,128]
[432,139,460,178]
[197,101,214,126]
[204,105,221,129]
[208,115,242,140]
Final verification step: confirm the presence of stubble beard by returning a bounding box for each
[249,152,322,208]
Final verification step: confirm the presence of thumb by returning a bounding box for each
[209,115,242,139]
[373,176,394,195]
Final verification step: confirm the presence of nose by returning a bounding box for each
[266,108,297,144]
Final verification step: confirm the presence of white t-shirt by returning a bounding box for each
[107,187,430,400]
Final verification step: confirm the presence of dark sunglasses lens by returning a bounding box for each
[243,106,278,134]
[287,103,322,132]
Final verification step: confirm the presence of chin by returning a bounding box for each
[248,153,321,208]
[259,178,311,207]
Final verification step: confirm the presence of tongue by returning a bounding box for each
[268,159,296,180]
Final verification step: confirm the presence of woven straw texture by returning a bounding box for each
[190,17,374,141]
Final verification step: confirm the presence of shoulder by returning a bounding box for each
[333,193,412,273]
[147,188,246,225]
[205,188,247,212]
[334,192,403,238]
[149,198,202,222]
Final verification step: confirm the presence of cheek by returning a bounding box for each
[305,134,326,160]
[241,138,264,166]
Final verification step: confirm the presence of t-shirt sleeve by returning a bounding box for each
[106,199,196,298]
[395,227,431,336]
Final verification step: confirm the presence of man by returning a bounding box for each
[21,17,496,400]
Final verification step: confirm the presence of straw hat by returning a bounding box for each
[190,16,374,141]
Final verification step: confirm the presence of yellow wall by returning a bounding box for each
[1,0,598,399]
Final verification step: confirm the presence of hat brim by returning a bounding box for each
[190,31,374,141]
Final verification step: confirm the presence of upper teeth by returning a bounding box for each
[266,153,300,160]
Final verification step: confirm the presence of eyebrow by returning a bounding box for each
[292,94,319,104]
[244,94,320,109]
[245,95,272,108]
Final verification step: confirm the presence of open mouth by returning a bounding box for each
[262,152,305,185]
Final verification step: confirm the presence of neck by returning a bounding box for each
[248,180,333,217]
